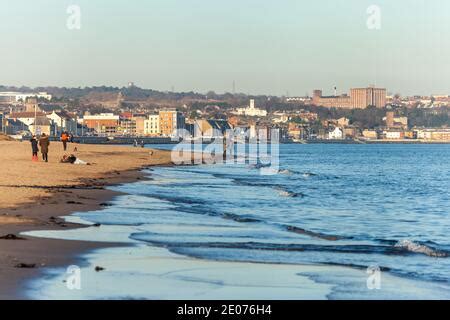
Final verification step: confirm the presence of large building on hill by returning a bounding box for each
[234,99,268,117]
[312,86,386,109]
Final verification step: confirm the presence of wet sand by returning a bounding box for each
[0,140,173,299]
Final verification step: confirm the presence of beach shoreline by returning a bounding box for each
[0,141,174,300]
[2,142,449,300]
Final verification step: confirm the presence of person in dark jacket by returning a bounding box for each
[30,135,39,162]
[39,133,50,162]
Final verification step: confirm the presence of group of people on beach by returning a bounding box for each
[133,139,145,148]
[30,134,50,162]
[30,131,74,163]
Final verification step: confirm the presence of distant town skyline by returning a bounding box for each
[1,0,450,96]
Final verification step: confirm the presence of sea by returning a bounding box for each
[23,144,450,299]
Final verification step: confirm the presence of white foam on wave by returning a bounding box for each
[278,169,293,175]
[394,240,447,258]
[278,190,294,197]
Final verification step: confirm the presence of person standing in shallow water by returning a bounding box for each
[39,133,50,162]
[30,135,39,162]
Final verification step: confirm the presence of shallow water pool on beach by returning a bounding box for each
[24,144,450,299]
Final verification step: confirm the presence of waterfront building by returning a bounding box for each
[416,128,450,141]
[28,117,52,136]
[83,113,120,135]
[144,114,161,136]
[383,130,405,140]
[328,127,344,139]
[343,126,358,138]
[362,130,379,140]
[194,119,232,139]
[47,110,78,134]
[159,109,185,137]
[132,114,147,135]
[3,118,28,135]
[404,131,417,139]
[7,111,47,126]
[118,117,137,136]
[288,123,308,140]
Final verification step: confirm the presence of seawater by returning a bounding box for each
[24,144,450,299]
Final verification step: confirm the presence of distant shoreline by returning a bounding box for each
[291,139,450,144]
[46,136,450,145]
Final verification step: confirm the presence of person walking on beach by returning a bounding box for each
[30,135,39,162]
[61,131,69,151]
[39,133,50,162]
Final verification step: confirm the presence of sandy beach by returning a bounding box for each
[0,139,173,299]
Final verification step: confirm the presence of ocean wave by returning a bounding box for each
[222,213,261,223]
[275,169,318,177]
[248,163,272,170]
[394,240,448,258]
[230,178,282,189]
[278,169,297,175]
[128,236,410,256]
[301,172,317,178]
[274,187,304,198]
[285,225,345,241]
[141,193,208,205]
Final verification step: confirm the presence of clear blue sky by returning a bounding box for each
[1,0,449,96]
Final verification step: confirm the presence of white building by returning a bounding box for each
[328,127,343,139]
[47,110,78,133]
[0,92,52,103]
[144,114,160,136]
[234,99,267,117]
[7,111,47,126]
[384,131,404,140]
[82,113,120,121]
[285,97,312,103]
